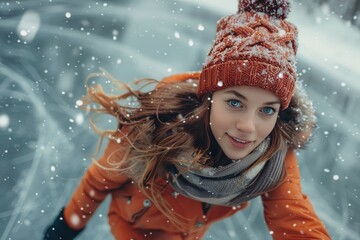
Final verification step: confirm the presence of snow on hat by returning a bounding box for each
[198,0,298,109]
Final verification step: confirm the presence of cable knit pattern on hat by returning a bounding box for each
[198,0,298,109]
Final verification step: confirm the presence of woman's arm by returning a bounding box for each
[261,150,331,240]
[44,130,130,239]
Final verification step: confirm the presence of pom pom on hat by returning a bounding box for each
[238,0,291,19]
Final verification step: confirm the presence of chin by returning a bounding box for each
[224,151,250,161]
[223,144,259,161]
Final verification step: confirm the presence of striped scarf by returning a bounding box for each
[168,140,287,206]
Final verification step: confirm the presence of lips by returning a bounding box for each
[231,136,251,144]
[226,133,253,148]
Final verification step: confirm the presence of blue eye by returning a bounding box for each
[261,107,276,115]
[227,99,242,108]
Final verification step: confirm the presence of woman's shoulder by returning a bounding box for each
[155,71,201,91]
[159,72,200,85]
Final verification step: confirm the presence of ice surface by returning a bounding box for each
[0,0,359,239]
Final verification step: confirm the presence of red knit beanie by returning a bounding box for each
[198,0,298,109]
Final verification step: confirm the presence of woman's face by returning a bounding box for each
[209,86,280,160]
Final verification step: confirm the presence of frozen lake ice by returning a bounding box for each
[0,1,359,239]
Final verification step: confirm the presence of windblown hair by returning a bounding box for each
[81,70,315,230]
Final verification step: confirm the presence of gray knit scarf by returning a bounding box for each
[168,139,287,206]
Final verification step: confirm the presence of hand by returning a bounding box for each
[43,208,84,240]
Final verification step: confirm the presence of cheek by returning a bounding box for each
[258,118,277,138]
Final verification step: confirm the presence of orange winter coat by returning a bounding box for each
[63,73,331,240]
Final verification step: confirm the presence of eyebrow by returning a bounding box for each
[224,90,281,105]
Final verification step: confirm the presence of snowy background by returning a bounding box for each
[0,0,359,239]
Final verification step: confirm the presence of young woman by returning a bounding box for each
[44,0,331,239]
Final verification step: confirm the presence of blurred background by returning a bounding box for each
[0,0,359,239]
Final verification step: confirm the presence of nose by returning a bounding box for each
[235,112,256,133]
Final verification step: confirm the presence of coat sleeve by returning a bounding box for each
[63,131,130,230]
[261,150,331,240]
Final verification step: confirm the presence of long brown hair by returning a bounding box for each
[81,70,294,230]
